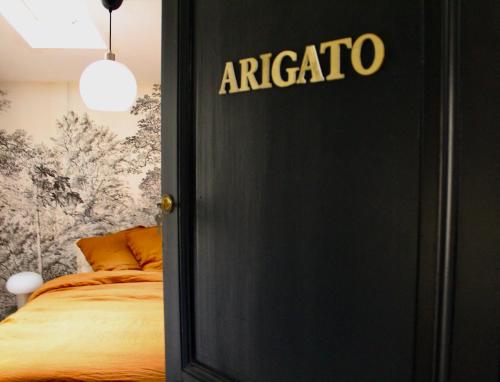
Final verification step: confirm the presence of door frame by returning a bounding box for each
[163,0,221,380]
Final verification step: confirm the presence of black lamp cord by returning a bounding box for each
[108,10,112,53]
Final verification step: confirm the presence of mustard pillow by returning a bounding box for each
[77,227,143,271]
[126,226,163,271]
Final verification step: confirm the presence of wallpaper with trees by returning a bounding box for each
[0,85,161,319]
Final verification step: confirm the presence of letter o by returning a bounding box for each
[351,33,385,76]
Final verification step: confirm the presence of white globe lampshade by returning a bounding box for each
[80,59,137,112]
[6,272,43,295]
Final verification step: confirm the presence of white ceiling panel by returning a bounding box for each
[0,0,161,82]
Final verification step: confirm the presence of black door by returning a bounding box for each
[161,1,499,381]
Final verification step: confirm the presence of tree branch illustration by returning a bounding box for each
[0,90,11,113]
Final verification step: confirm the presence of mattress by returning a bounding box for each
[0,270,165,381]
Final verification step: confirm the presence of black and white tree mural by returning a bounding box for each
[30,164,83,274]
[0,85,161,319]
[122,84,161,218]
[0,90,10,113]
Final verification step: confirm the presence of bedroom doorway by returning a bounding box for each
[0,0,162,315]
[0,0,166,379]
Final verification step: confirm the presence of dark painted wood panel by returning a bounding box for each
[163,0,499,381]
[192,1,424,381]
[449,1,500,381]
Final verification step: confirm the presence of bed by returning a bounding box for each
[0,227,165,381]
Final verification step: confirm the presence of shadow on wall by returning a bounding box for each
[0,85,161,319]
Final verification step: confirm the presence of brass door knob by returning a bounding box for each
[161,194,175,214]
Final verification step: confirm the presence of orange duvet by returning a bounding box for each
[0,271,165,381]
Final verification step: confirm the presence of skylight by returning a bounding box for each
[0,0,106,49]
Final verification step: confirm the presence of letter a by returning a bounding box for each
[219,62,240,95]
[296,45,325,84]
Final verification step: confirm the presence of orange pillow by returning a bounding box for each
[77,227,143,271]
[126,226,163,271]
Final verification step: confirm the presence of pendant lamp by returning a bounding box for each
[80,0,137,112]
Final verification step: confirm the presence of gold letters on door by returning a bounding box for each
[219,33,385,95]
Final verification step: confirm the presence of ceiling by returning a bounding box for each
[0,0,161,83]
